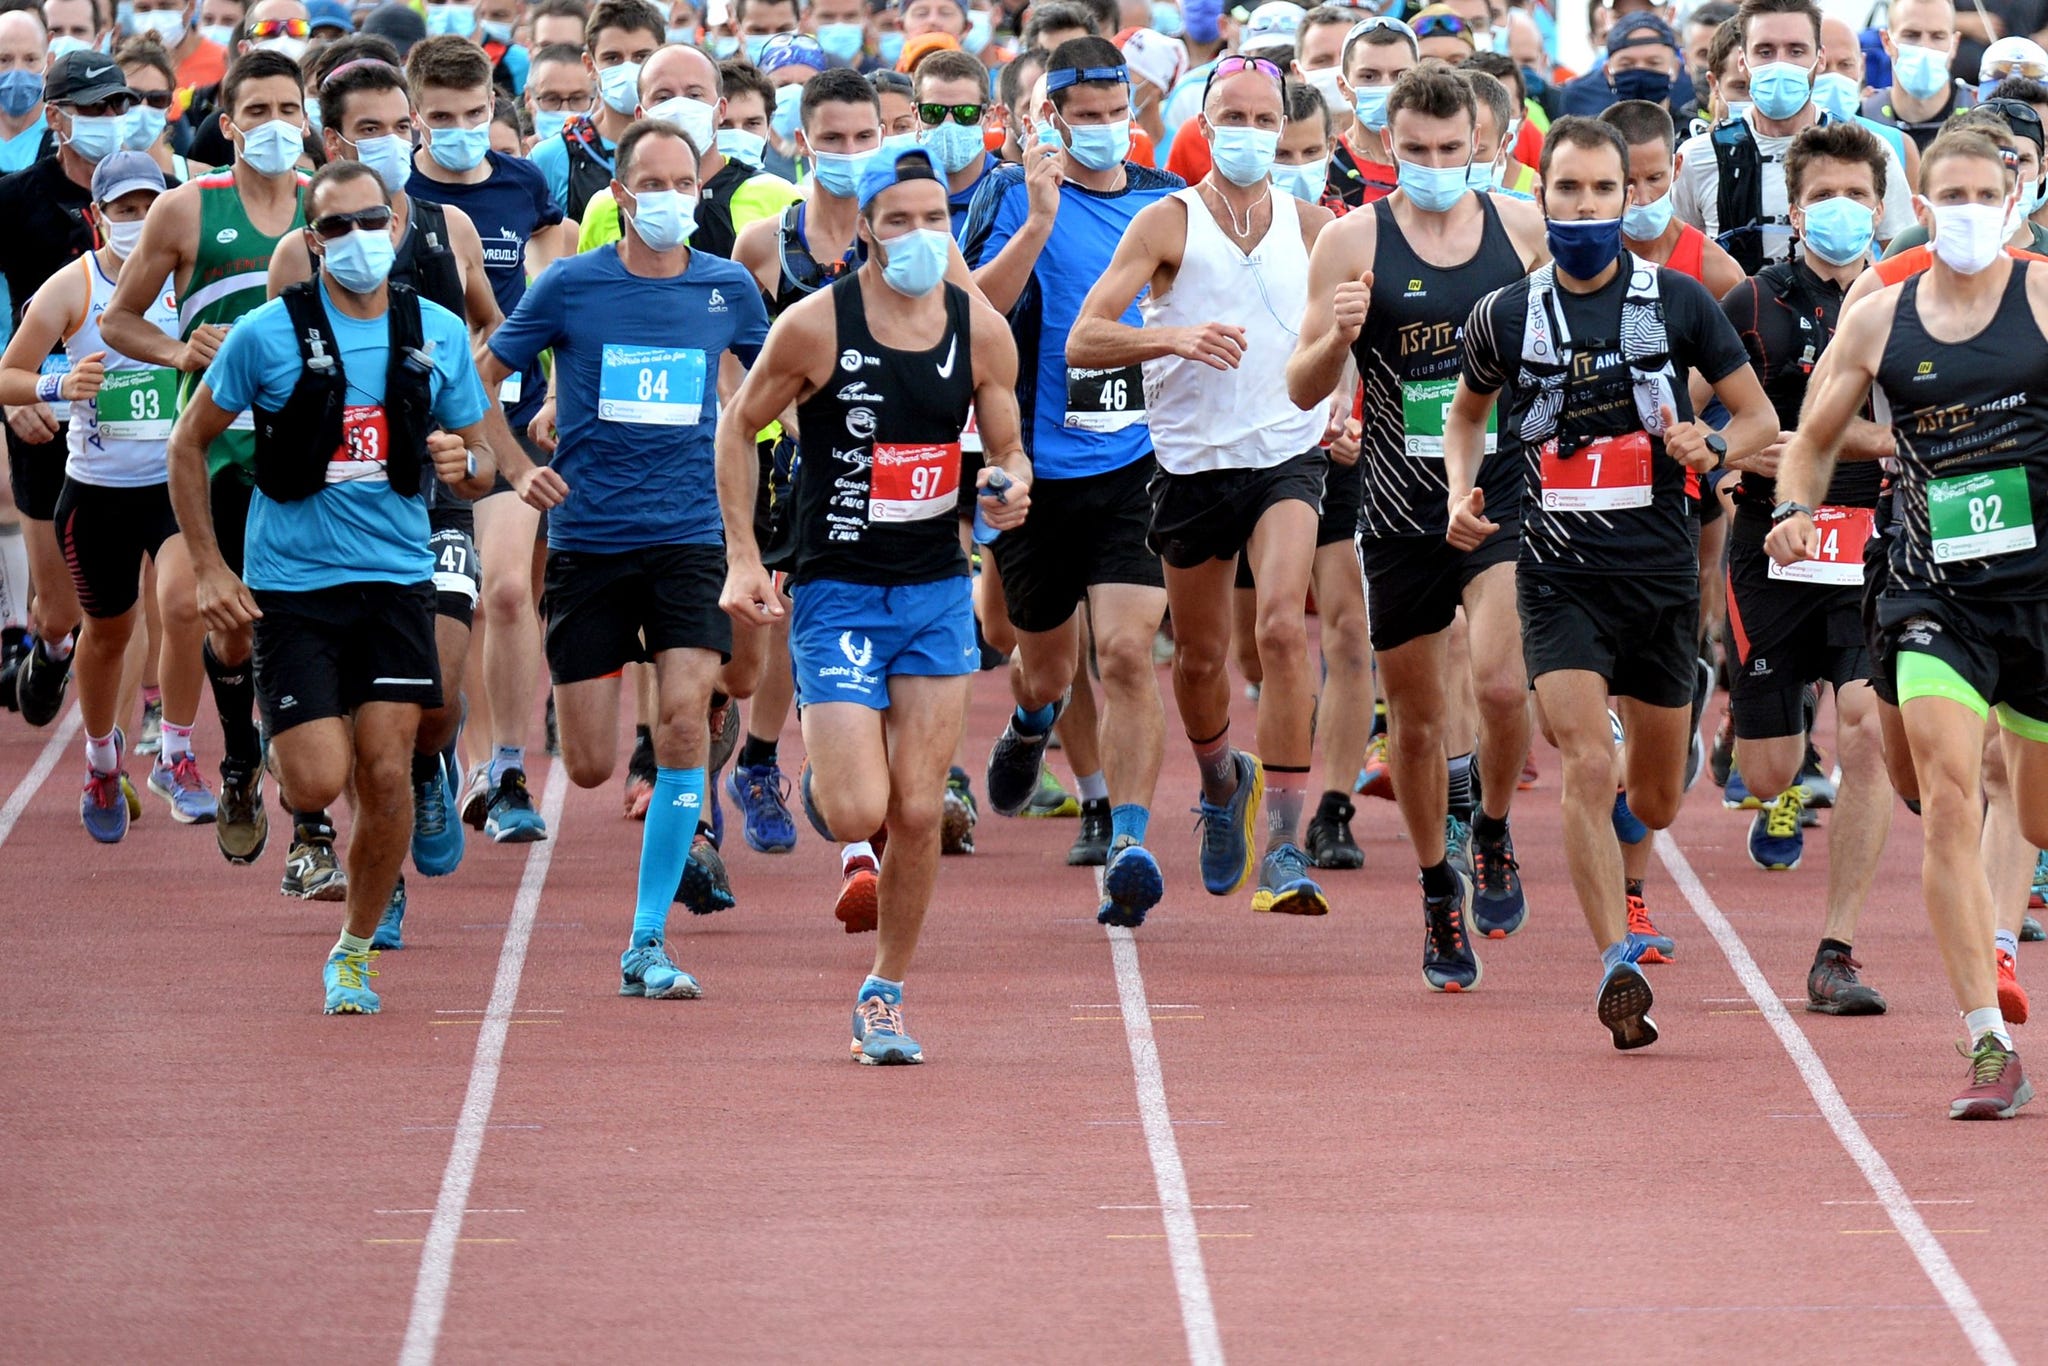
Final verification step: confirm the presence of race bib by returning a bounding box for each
[1928,466,2036,563]
[39,353,70,422]
[326,404,391,484]
[1064,364,1144,433]
[598,345,706,426]
[1401,376,1495,458]
[499,372,523,407]
[1769,505,1873,586]
[95,367,177,441]
[960,405,981,454]
[1538,432,1653,512]
[869,442,961,523]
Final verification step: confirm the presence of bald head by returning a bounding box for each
[1820,13,1864,81]
[639,40,721,105]
[0,10,49,75]
[252,0,309,23]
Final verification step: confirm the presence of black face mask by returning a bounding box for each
[1609,65,1673,105]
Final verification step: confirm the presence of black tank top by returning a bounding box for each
[1875,261,2048,600]
[1352,193,1525,539]
[771,202,860,316]
[1732,260,1881,514]
[789,276,974,587]
[391,198,466,321]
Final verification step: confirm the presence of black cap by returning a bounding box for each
[361,3,427,57]
[45,50,133,106]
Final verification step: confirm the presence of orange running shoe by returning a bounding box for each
[1998,948,2029,1025]
[1357,732,1394,801]
[835,853,879,934]
[1627,892,1673,965]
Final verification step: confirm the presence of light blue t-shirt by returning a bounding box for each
[488,245,769,553]
[0,113,47,173]
[204,282,491,593]
[528,125,612,217]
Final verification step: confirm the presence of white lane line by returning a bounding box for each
[398,762,569,1366]
[0,704,82,851]
[1098,870,1225,1366]
[1654,832,2016,1366]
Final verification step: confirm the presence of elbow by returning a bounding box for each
[1065,323,1103,370]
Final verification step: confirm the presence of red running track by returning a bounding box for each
[0,659,2040,1364]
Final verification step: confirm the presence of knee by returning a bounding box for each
[887,788,942,837]
[1474,673,1526,723]
[816,779,887,844]
[562,748,613,789]
[1560,743,1612,798]
[1627,785,1680,831]
[1837,709,1886,774]
[1253,611,1308,672]
[1172,637,1229,692]
[481,570,534,624]
[1093,631,1154,694]
[1323,610,1369,674]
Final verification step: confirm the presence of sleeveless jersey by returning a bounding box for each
[771,201,858,316]
[1667,223,1706,282]
[1141,188,1322,474]
[1353,192,1526,539]
[64,254,180,487]
[788,277,974,587]
[1874,261,2048,601]
[178,170,306,479]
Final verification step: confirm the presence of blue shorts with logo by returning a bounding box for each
[790,576,977,711]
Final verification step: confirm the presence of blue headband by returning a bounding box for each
[1045,64,1130,92]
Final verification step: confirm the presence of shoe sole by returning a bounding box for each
[940,795,973,856]
[1806,991,1887,1016]
[1598,969,1659,1050]
[1066,843,1109,867]
[836,871,879,934]
[487,819,548,844]
[1257,882,1330,916]
[1101,849,1165,927]
[1749,850,1802,872]
[1423,961,1482,992]
[1951,1075,2034,1119]
[285,874,349,903]
[323,1001,380,1014]
[620,977,703,999]
[853,1039,924,1065]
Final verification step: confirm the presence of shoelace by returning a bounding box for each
[1964,1037,2012,1085]
[84,768,122,808]
[1425,896,1467,957]
[857,995,904,1037]
[415,776,447,836]
[1765,790,1803,839]
[169,754,209,792]
[332,949,379,989]
[1471,835,1518,896]
[742,770,790,809]
[1626,895,1659,936]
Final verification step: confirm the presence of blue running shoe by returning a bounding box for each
[675,832,736,915]
[80,729,129,844]
[1747,787,1805,871]
[323,947,381,1014]
[147,753,218,823]
[1722,767,1761,810]
[1469,821,1527,938]
[483,769,548,843]
[1422,869,1482,991]
[410,754,465,876]
[1194,750,1264,896]
[373,875,407,950]
[1098,835,1164,927]
[986,695,1066,816]
[1611,789,1648,845]
[851,983,923,1065]
[1597,953,1658,1050]
[1251,842,1328,915]
[728,762,797,852]
[619,939,702,998]
[1445,812,1473,881]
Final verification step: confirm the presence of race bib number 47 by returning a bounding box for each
[1538,432,1653,512]
[1928,466,2036,562]
[598,345,707,426]
[870,442,961,523]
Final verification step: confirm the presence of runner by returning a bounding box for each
[1072,53,1334,914]
[0,151,214,837]
[962,37,1182,927]
[528,0,664,223]
[166,158,496,1014]
[1444,115,1776,1045]
[480,117,772,991]
[1859,0,1962,153]
[1288,66,1548,987]
[1769,123,2048,1116]
[1325,15,1415,210]
[1716,120,1894,1013]
[716,146,1031,1062]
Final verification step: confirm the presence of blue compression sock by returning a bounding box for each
[632,766,705,945]
[1111,803,1150,846]
[1013,702,1058,736]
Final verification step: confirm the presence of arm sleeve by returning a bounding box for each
[486,263,562,376]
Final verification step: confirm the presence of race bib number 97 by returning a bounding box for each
[1538,432,1653,512]
[1064,364,1145,434]
[598,345,707,426]
[869,442,961,523]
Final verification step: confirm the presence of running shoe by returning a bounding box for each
[459,762,491,830]
[1806,947,1886,1015]
[1612,789,1648,845]
[835,851,879,934]
[1950,1036,2032,1120]
[1251,841,1328,915]
[1469,821,1527,938]
[0,625,24,710]
[215,755,268,865]
[1194,750,1264,897]
[987,697,1065,816]
[1597,954,1658,1051]
[1098,835,1164,928]
[1747,788,1805,871]
[322,947,380,1015]
[1998,948,2029,1025]
[483,770,548,843]
[2025,915,2045,944]
[1422,869,1481,992]
[728,762,798,853]
[281,824,347,901]
[1685,655,1714,791]
[1722,767,1762,810]
[1708,711,1736,789]
[851,985,923,1065]
[373,875,407,950]
[708,695,741,775]
[1021,765,1080,817]
[15,635,71,727]
[619,939,702,998]
[2030,850,2048,911]
[1797,747,1836,808]
[1356,732,1394,800]
[1068,797,1111,866]
[941,766,977,855]
[1626,890,1674,963]
[1444,812,1473,882]
[147,753,219,824]
[410,754,464,876]
[1304,793,1364,870]
[675,832,735,915]
[135,696,164,755]
[80,730,130,844]
[623,731,657,820]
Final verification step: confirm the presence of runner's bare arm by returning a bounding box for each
[1442,377,1501,551]
[1286,210,1374,410]
[733,215,780,297]
[1701,237,1747,301]
[525,218,567,280]
[968,296,1030,529]
[1493,193,1551,270]
[971,143,1061,314]
[1067,202,1216,370]
[474,349,564,507]
[166,385,259,631]
[443,204,506,339]
[1684,362,1776,471]
[1297,199,1334,252]
[104,186,206,370]
[426,417,496,499]
[266,228,314,297]
[717,295,829,579]
[0,267,92,409]
[1767,291,1895,564]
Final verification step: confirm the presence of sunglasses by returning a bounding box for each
[918,100,984,126]
[1203,54,1284,102]
[130,89,175,110]
[1343,14,1418,53]
[63,94,136,116]
[248,16,312,38]
[310,205,394,238]
[1411,12,1472,40]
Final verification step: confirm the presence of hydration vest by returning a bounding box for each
[392,197,466,320]
[1709,115,1769,274]
[560,117,615,223]
[1514,254,1679,453]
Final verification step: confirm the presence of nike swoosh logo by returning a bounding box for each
[936,334,957,380]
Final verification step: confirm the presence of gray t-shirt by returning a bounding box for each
[1673,110,1916,264]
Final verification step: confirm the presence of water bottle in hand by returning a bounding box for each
[973,467,1010,545]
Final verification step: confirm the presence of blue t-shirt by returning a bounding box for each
[488,246,770,552]
[946,151,1000,241]
[529,126,612,216]
[406,150,563,422]
[205,283,491,593]
[961,161,1182,480]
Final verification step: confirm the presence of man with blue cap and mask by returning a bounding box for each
[1562,11,1695,117]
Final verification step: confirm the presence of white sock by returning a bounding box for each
[1076,770,1108,804]
[84,730,117,773]
[42,631,73,661]
[842,840,874,870]
[160,721,194,763]
[335,930,373,957]
[0,523,26,630]
[1996,929,2020,958]
[1964,1006,2012,1051]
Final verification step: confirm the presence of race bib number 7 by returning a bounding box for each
[1064,364,1145,433]
[1538,432,1653,512]
[870,442,961,523]
[1769,505,1873,585]
[598,345,707,426]
[1928,466,2036,562]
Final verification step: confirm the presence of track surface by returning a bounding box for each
[1,656,2041,1365]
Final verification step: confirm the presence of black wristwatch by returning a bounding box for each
[1705,432,1729,467]
[1771,500,1814,524]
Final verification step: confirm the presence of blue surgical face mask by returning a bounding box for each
[481,18,515,45]
[721,126,767,167]
[878,225,950,296]
[532,107,569,140]
[1799,194,1874,265]
[1546,215,1625,278]
[645,95,715,153]
[64,113,123,162]
[1058,115,1130,170]
[307,101,322,134]
[1396,157,1468,212]
[0,68,41,118]
[1726,98,1753,121]
[429,121,491,172]
[816,21,865,62]
[48,35,93,59]
[1272,159,1327,203]
[744,33,776,62]
[1979,76,2007,100]
[200,22,234,45]
[2028,173,2048,215]
[598,61,642,115]
[122,103,167,149]
[1622,188,1673,239]
[964,9,991,53]
[878,130,919,159]
[809,147,871,196]
[710,33,740,58]
[921,117,984,173]
[238,117,305,177]
[878,31,905,65]
[1748,61,1813,120]
[624,187,698,249]
[1151,0,1183,36]
[346,131,413,191]
[1608,65,1671,105]
[1465,154,1502,191]
[1811,71,1860,122]
[1208,122,1277,186]
[1892,42,1950,101]
[771,82,803,139]
[321,226,398,292]
[666,25,695,43]
[1353,83,1390,131]
[427,2,478,37]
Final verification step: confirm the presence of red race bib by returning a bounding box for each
[960,405,982,455]
[1538,431,1653,513]
[326,404,391,485]
[869,442,961,523]
[1768,505,1873,586]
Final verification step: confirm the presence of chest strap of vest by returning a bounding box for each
[1515,254,1677,452]
[1710,116,1768,274]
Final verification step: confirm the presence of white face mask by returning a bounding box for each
[1924,195,2014,274]
[104,215,146,257]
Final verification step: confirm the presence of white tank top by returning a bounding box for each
[64,253,181,488]
[1140,186,1324,475]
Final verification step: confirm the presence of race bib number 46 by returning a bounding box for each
[598,345,707,426]
[95,367,177,441]
[1402,376,1494,458]
[326,404,391,484]
[1064,364,1145,434]
[1928,466,2036,562]
[1538,432,1653,512]
[870,442,961,523]
[1769,505,1873,586]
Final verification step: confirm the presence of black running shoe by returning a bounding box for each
[0,625,25,711]
[15,635,71,727]
[675,831,736,914]
[1067,797,1111,866]
[1304,793,1364,870]
[1807,948,1887,1015]
[1421,871,1481,992]
[986,694,1066,816]
[1469,822,1526,938]
[215,756,269,865]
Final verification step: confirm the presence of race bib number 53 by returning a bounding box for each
[598,345,707,426]
[1538,432,1653,512]
[870,442,961,523]
[326,404,391,484]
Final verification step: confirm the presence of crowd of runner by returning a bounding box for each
[1,0,2046,1118]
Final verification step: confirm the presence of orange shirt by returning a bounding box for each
[176,37,226,90]
[1873,243,2048,285]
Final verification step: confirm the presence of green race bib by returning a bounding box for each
[1402,376,1495,458]
[95,367,177,441]
[1928,466,2036,563]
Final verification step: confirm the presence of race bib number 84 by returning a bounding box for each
[598,345,707,426]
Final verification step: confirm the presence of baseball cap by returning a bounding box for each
[307,0,356,34]
[1117,27,1189,92]
[1979,96,2046,151]
[1241,0,1304,55]
[1606,11,1679,53]
[91,149,166,204]
[857,143,943,209]
[45,51,133,106]
[361,3,427,56]
[1983,35,2048,79]
[758,32,829,75]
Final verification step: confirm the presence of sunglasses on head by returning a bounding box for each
[311,205,394,238]
[917,100,984,125]
[1203,55,1284,103]
[1411,11,1471,39]
[248,16,312,39]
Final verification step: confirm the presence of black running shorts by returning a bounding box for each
[1724,509,1871,739]
[1148,446,1327,571]
[54,478,178,619]
[1519,567,1698,708]
[1357,520,1520,653]
[991,454,1164,634]
[542,542,733,685]
[252,579,442,734]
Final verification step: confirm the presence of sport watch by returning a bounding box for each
[1770,500,1814,524]
[1705,432,1728,467]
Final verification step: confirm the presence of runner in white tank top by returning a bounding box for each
[1068,57,1341,917]
[63,252,181,487]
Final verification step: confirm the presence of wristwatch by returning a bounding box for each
[1705,432,1728,467]
[1771,500,1814,524]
